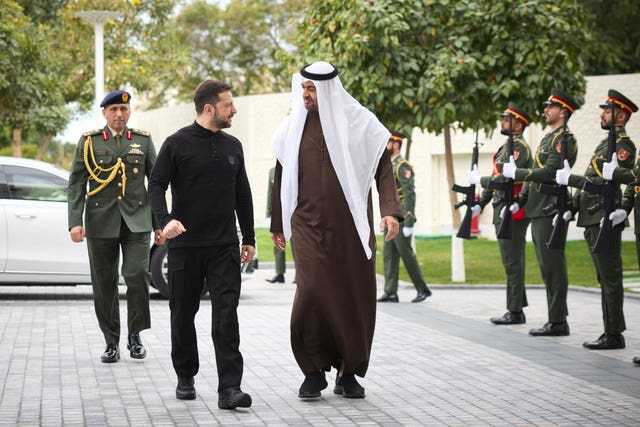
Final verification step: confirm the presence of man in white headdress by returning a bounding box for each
[270,61,402,399]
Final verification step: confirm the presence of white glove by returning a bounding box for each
[502,156,516,179]
[555,160,571,186]
[471,204,481,218]
[552,210,572,226]
[499,203,519,219]
[467,164,481,185]
[265,216,271,227]
[602,153,618,181]
[609,208,627,226]
[402,226,414,237]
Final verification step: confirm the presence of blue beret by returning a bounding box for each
[100,90,131,108]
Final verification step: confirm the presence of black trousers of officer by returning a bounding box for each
[87,220,151,346]
[584,225,626,334]
[168,244,244,392]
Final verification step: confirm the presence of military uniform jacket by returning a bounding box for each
[479,135,532,224]
[515,126,578,219]
[620,157,640,234]
[569,129,636,227]
[392,154,417,227]
[68,126,158,238]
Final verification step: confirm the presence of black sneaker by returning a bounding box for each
[298,371,328,399]
[176,377,196,400]
[218,386,252,409]
[334,373,365,398]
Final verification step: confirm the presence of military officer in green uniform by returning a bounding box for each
[378,131,432,303]
[265,166,294,283]
[68,90,164,363]
[468,103,533,325]
[502,88,581,337]
[559,89,638,350]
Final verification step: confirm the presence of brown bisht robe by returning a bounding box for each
[271,111,402,377]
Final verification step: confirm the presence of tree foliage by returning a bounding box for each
[172,0,303,100]
[582,0,640,75]
[293,0,589,135]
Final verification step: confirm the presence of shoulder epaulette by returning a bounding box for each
[130,128,151,137]
[82,129,103,137]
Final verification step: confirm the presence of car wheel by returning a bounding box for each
[150,243,208,298]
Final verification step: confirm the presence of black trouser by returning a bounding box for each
[168,244,243,392]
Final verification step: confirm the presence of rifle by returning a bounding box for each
[452,127,480,239]
[539,110,570,250]
[487,118,515,239]
[583,101,618,254]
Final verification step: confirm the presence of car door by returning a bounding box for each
[2,164,90,278]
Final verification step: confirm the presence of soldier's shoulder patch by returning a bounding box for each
[555,141,562,153]
[617,148,632,162]
[130,128,151,137]
[513,151,521,161]
[82,128,103,137]
[403,168,412,179]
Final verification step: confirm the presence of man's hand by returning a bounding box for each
[240,245,256,264]
[381,216,399,241]
[602,153,619,181]
[154,229,166,245]
[502,156,516,179]
[162,219,186,239]
[69,225,85,243]
[467,164,481,185]
[271,232,286,252]
[552,210,572,226]
[499,202,519,219]
[471,204,481,218]
[555,160,571,186]
[609,209,627,226]
[402,226,413,237]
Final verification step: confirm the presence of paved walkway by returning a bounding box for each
[1,268,640,426]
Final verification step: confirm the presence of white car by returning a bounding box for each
[0,156,256,297]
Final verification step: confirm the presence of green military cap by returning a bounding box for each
[599,89,638,115]
[543,88,580,113]
[501,102,532,127]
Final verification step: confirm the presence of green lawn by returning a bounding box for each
[255,228,639,288]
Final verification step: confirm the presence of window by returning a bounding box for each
[4,165,68,202]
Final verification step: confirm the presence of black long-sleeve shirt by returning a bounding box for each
[148,121,255,248]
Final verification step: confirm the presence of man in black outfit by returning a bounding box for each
[148,79,255,409]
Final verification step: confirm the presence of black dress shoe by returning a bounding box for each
[298,371,328,399]
[633,356,640,365]
[490,311,526,325]
[411,289,432,303]
[101,344,120,363]
[218,386,252,409]
[266,274,285,283]
[127,333,146,359]
[333,373,365,398]
[377,292,399,303]
[176,377,196,400]
[528,321,570,336]
[583,333,625,350]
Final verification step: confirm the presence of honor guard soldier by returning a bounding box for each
[68,90,164,363]
[378,131,432,303]
[468,103,533,324]
[568,89,637,351]
[502,88,581,337]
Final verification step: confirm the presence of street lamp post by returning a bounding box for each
[76,11,122,125]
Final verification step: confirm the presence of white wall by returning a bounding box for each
[131,74,640,239]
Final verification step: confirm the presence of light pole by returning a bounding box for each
[76,10,122,125]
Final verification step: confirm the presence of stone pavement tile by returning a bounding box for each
[1,271,640,425]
